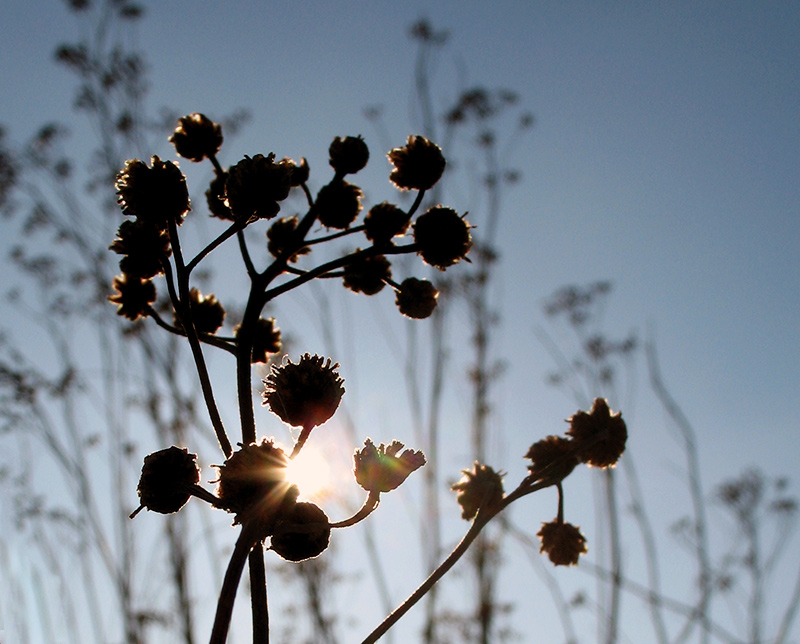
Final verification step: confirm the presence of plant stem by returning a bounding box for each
[249,545,269,644]
[166,219,233,457]
[209,527,258,644]
[361,479,549,643]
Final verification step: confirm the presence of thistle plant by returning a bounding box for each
[110,113,628,643]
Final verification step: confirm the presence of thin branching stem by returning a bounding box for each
[165,221,232,457]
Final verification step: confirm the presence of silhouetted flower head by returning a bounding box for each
[215,439,294,531]
[173,288,225,335]
[287,157,310,186]
[109,274,156,321]
[388,135,446,191]
[343,253,391,295]
[413,206,472,269]
[135,446,199,515]
[451,462,504,520]
[225,154,292,220]
[206,171,233,220]
[329,135,369,175]
[262,354,344,428]
[566,398,627,468]
[316,180,363,229]
[525,435,578,482]
[271,501,331,562]
[538,520,587,566]
[237,317,282,364]
[395,277,438,319]
[169,113,222,162]
[364,201,409,245]
[354,439,426,494]
[116,156,190,229]
[267,216,310,262]
[110,219,171,279]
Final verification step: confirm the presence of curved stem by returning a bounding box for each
[330,491,381,529]
[361,478,550,643]
[361,513,490,644]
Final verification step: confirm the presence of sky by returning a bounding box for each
[1,1,799,643]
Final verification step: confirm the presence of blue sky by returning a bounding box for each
[1,1,799,642]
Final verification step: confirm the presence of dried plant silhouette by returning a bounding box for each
[1,5,797,644]
[108,105,625,643]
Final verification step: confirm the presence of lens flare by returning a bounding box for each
[284,446,332,500]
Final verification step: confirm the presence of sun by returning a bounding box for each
[284,445,333,500]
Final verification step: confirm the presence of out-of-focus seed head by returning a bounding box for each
[343,253,391,295]
[173,288,225,335]
[169,113,223,162]
[413,206,472,270]
[262,354,344,428]
[451,462,504,520]
[329,135,370,175]
[388,135,446,191]
[266,216,310,262]
[364,202,409,245]
[236,317,282,364]
[109,274,156,321]
[395,277,439,319]
[271,501,331,562]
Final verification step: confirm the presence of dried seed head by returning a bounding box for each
[566,398,627,468]
[135,446,199,515]
[329,135,369,175]
[537,520,587,566]
[271,501,331,562]
[388,135,446,191]
[266,216,310,262]
[354,439,426,494]
[169,113,222,162]
[109,219,171,279]
[343,253,391,295]
[109,274,156,321]
[262,354,344,428]
[238,317,282,364]
[525,435,578,482]
[115,156,190,229]
[395,277,439,319]
[316,180,363,229]
[173,288,225,335]
[225,154,293,220]
[451,462,505,520]
[413,206,472,270]
[215,440,294,533]
[364,201,409,245]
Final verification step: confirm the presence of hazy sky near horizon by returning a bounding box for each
[1,1,799,642]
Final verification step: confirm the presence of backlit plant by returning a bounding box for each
[112,113,627,643]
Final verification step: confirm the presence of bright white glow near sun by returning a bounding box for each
[284,446,332,500]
